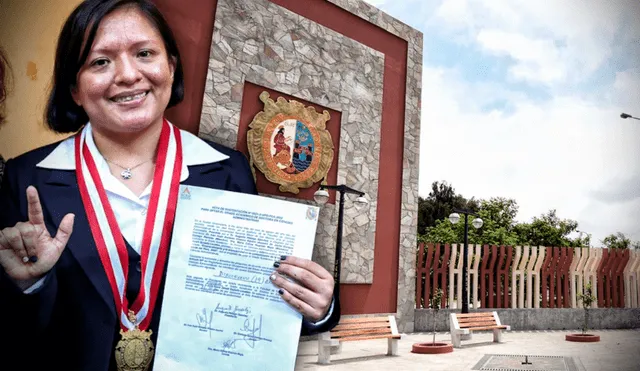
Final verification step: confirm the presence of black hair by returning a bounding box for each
[0,47,11,128]
[45,0,184,133]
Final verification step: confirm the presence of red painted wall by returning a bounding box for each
[269,0,408,315]
[155,0,408,315]
[152,0,219,135]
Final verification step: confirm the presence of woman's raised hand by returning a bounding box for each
[0,186,75,289]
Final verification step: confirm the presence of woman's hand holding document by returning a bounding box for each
[153,185,329,371]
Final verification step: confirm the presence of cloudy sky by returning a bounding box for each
[363,0,640,245]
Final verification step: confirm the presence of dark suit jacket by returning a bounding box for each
[0,139,340,371]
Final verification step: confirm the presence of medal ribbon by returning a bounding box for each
[75,119,182,331]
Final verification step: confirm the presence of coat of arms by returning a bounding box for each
[247,91,334,194]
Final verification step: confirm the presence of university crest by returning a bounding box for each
[247,91,334,194]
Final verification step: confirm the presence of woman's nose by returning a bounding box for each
[114,56,142,84]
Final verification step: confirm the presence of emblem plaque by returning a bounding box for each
[247,91,335,194]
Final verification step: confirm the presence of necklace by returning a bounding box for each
[105,157,153,180]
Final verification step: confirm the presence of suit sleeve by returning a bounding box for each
[234,151,258,196]
[300,295,341,336]
[0,159,58,354]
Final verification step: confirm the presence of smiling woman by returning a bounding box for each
[0,1,339,370]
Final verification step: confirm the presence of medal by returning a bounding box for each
[114,310,155,371]
[75,120,183,370]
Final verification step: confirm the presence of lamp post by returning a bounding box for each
[448,208,483,313]
[313,185,368,293]
[620,113,640,121]
[576,230,590,248]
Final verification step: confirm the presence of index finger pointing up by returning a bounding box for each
[26,186,45,226]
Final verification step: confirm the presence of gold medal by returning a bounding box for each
[114,311,155,371]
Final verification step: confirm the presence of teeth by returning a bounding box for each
[113,92,146,103]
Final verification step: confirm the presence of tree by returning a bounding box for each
[418,181,478,236]
[421,198,586,247]
[417,181,594,248]
[577,282,596,334]
[430,288,443,345]
[422,197,520,245]
[601,232,632,249]
[513,209,584,247]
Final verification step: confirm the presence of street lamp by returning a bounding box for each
[576,230,590,248]
[620,113,640,121]
[449,208,483,313]
[313,184,368,293]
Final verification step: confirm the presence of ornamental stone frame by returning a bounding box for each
[200,0,422,333]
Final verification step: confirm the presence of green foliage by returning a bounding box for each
[418,181,479,236]
[418,186,588,247]
[601,232,632,249]
[431,288,444,312]
[417,181,637,248]
[577,282,596,334]
[513,209,584,247]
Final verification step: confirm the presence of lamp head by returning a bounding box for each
[621,113,631,119]
[313,188,330,204]
[448,213,460,224]
[472,218,483,229]
[354,195,369,210]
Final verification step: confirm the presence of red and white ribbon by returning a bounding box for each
[75,119,182,331]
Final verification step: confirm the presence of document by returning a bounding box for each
[153,185,321,371]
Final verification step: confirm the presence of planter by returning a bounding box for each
[411,342,454,354]
[565,333,600,342]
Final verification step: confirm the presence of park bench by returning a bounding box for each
[317,315,401,364]
[449,311,510,348]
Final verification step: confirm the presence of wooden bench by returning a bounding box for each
[317,315,401,364]
[449,311,510,348]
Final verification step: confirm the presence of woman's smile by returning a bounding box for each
[110,90,149,104]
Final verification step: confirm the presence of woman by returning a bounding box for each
[0,1,338,370]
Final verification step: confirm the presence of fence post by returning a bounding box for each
[449,244,459,309]
[470,244,481,309]
[415,242,426,309]
[512,246,523,309]
[532,246,546,309]
[624,250,640,308]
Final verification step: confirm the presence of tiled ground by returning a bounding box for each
[295,329,640,371]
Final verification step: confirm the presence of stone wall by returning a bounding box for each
[200,0,423,333]
[201,0,384,284]
[328,0,423,333]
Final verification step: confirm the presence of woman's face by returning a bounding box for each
[72,6,175,135]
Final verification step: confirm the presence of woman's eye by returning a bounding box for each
[91,59,109,67]
[139,50,152,58]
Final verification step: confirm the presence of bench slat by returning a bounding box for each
[463,325,508,331]
[458,318,496,324]
[332,328,392,338]
[336,334,401,342]
[460,322,498,328]
[454,312,496,318]
[457,317,496,322]
[459,322,497,327]
[336,317,390,324]
[332,323,391,331]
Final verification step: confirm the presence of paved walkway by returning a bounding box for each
[295,329,640,371]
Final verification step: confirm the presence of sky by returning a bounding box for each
[363,0,640,245]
